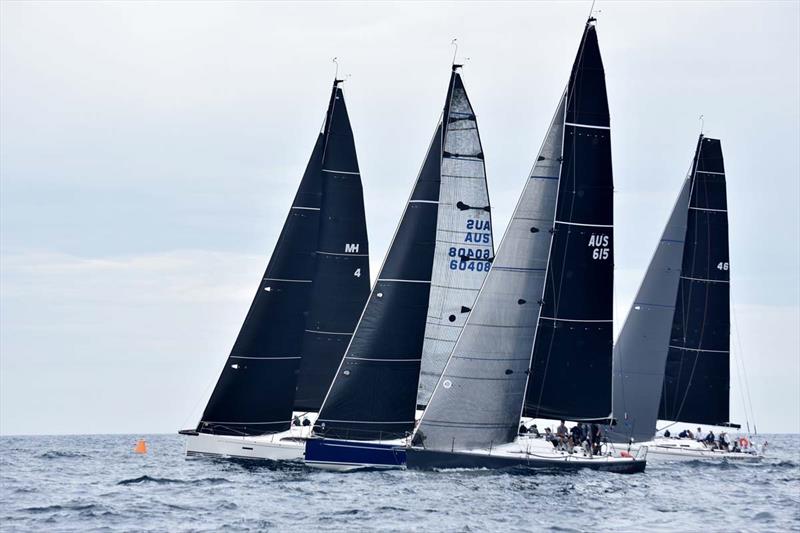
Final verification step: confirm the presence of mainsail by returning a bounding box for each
[415,19,612,451]
[609,177,690,443]
[197,81,370,436]
[523,20,614,422]
[659,136,731,426]
[314,68,494,440]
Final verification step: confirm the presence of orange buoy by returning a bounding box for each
[134,439,148,454]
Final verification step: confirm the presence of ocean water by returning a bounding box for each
[1,434,798,532]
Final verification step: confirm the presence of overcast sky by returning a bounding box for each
[1,1,798,436]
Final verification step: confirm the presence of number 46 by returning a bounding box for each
[716,262,729,271]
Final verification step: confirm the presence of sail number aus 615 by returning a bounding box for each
[588,233,610,261]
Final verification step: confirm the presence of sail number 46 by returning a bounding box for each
[717,262,729,271]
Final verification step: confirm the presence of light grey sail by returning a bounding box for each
[414,94,566,451]
[608,177,690,443]
[416,75,494,408]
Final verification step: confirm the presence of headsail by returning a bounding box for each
[198,81,370,436]
[659,136,731,426]
[523,20,615,422]
[609,177,690,443]
[315,69,494,440]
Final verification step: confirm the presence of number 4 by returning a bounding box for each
[353,268,361,278]
[716,262,729,271]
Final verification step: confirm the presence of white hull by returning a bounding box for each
[184,426,312,462]
[624,438,763,462]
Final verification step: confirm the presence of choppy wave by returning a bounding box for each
[0,434,798,532]
[117,475,230,486]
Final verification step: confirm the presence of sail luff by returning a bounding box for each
[608,176,691,443]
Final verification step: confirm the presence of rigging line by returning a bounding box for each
[731,296,757,436]
[451,38,458,66]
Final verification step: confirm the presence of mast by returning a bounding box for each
[659,135,731,426]
[314,68,493,440]
[523,19,615,422]
[609,176,690,443]
[197,80,369,436]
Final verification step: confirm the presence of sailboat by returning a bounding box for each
[180,77,371,462]
[303,64,495,471]
[406,18,646,474]
[609,134,763,462]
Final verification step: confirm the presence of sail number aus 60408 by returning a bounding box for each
[588,233,610,261]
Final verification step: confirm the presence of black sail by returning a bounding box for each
[294,87,371,411]
[524,21,615,422]
[198,82,369,436]
[659,136,730,426]
[314,123,442,440]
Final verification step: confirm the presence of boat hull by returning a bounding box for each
[304,438,407,471]
[406,447,646,474]
[627,439,763,462]
[184,431,305,462]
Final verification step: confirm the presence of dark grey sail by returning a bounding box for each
[415,95,566,451]
[524,20,615,422]
[197,81,370,436]
[609,177,690,443]
[315,69,493,440]
[659,136,731,426]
